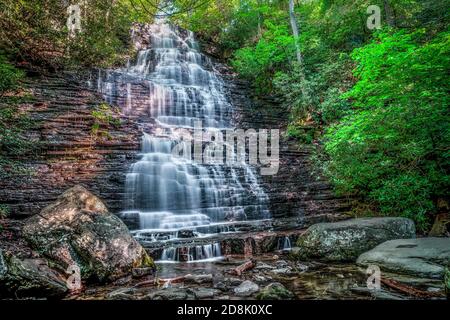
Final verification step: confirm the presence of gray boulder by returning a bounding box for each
[357,237,450,279]
[233,280,259,297]
[22,185,154,282]
[296,218,415,261]
[0,250,67,298]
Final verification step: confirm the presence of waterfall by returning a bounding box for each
[98,16,270,261]
[279,236,292,251]
[160,243,222,263]
[244,238,254,258]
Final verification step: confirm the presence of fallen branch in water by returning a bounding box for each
[134,275,186,289]
[381,277,443,298]
[231,260,255,276]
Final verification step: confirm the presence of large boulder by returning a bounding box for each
[0,250,67,298]
[296,218,416,261]
[357,238,450,279]
[22,185,154,282]
[233,280,259,297]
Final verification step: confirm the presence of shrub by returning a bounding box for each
[0,54,23,95]
[323,30,450,230]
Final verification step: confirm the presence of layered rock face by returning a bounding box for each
[222,75,351,219]
[0,72,350,226]
[0,64,350,223]
[22,185,154,282]
[0,74,141,218]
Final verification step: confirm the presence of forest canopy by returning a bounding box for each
[0,0,158,69]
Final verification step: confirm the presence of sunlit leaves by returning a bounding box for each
[324,30,450,230]
[0,55,23,96]
[232,20,295,92]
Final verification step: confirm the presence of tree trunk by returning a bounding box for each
[288,0,308,103]
[384,0,395,27]
[257,0,263,37]
[289,0,302,64]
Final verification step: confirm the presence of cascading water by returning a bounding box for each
[97,16,270,262]
[279,236,292,251]
[160,243,222,263]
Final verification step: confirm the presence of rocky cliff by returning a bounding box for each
[0,72,141,218]
[0,60,350,221]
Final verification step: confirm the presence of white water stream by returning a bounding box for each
[97,17,270,262]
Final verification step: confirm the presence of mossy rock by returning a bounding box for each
[296,218,416,262]
[256,283,295,300]
[0,250,67,298]
[22,185,154,283]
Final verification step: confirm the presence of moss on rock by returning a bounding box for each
[256,283,295,300]
[22,185,154,283]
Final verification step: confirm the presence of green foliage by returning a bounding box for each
[0,57,35,179]
[92,103,120,124]
[0,54,24,95]
[324,30,450,230]
[173,0,270,56]
[0,204,8,233]
[0,204,9,219]
[285,122,316,144]
[0,106,36,179]
[0,0,67,69]
[91,103,121,139]
[232,21,295,92]
[273,56,353,124]
[65,0,155,68]
[0,0,155,69]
